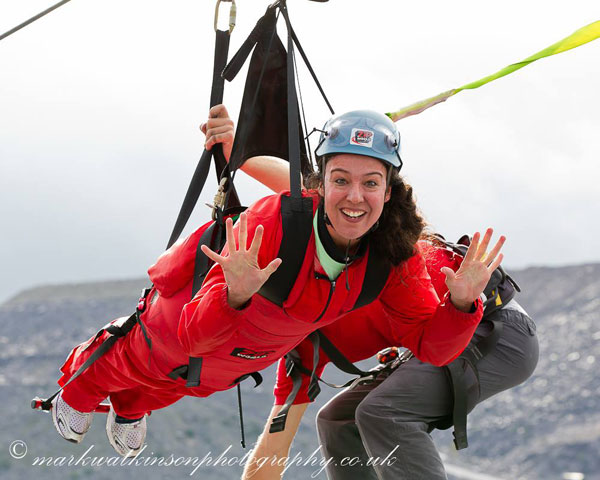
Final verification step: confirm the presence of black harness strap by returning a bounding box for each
[233,371,263,447]
[258,196,313,305]
[446,360,468,449]
[287,21,334,116]
[269,327,381,432]
[166,27,238,250]
[354,248,391,310]
[185,357,204,388]
[280,2,303,207]
[38,289,153,411]
[445,318,503,450]
[270,332,321,433]
[317,331,372,377]
[192,222,220,298]
[41,332,122,410]
[284,352,360,391]
[166,19,246,391]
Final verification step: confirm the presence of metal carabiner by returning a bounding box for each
[214,0,236,34]
[206,177,228,221]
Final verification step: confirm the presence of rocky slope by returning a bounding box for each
[1,265,598,479]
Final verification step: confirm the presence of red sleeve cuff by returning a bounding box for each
[444,292,483,318]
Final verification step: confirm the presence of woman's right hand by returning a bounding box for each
[200,104,234,162]
[200,212,282,309]
[201,104,295,194]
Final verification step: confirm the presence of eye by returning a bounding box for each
[333,177,348,185]
[365,180,379,188]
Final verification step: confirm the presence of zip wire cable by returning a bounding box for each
[0,0,73,42]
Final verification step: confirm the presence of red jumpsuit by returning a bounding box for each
[58,192,481,419]
[273,241,464,405]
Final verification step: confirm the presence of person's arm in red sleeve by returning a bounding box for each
[380,252,482,366]
[380,228,505,366]
[177,195,282,357]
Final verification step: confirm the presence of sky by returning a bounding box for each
[1,0,599,304]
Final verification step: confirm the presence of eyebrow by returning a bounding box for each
[330,168,384,178]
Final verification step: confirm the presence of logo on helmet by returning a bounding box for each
[350,128,374,148]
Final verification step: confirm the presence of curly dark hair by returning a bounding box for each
[306,157,426,266]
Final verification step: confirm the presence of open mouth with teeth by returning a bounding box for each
[341,208,367,219]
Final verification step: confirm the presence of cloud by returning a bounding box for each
[1,0,599,302]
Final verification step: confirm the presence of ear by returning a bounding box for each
[318,182,325,197]
[384,185,391,203]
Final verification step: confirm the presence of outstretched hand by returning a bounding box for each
[200,104,234,162]
[201,213,282,309]
[441,228,505,312]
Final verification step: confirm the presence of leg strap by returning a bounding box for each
[446,319,503,450]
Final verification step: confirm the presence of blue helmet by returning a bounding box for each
[314,110,402,169]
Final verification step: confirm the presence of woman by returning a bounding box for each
[51,105,502,459]
[203,111,537,479]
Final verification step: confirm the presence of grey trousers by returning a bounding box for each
[316,302,539,480]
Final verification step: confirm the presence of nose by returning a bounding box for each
[346,181,364,203]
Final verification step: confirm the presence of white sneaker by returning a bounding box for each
[106,405,147,457]
[51,392,94,444]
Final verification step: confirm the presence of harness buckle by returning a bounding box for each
[137,288,151,312]
[269,413,287,433]
[377,346,400,365]
[307,380,321,401]
[207,177,228,221]
[470,345,483,362]
[285,357,295,377]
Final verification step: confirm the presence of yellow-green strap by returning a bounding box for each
[387,20,600,122]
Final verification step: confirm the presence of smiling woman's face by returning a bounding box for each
[319,153,391,250]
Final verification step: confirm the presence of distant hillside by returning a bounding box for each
[1,264,599,480]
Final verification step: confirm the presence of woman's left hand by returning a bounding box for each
[441,228,505,312]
